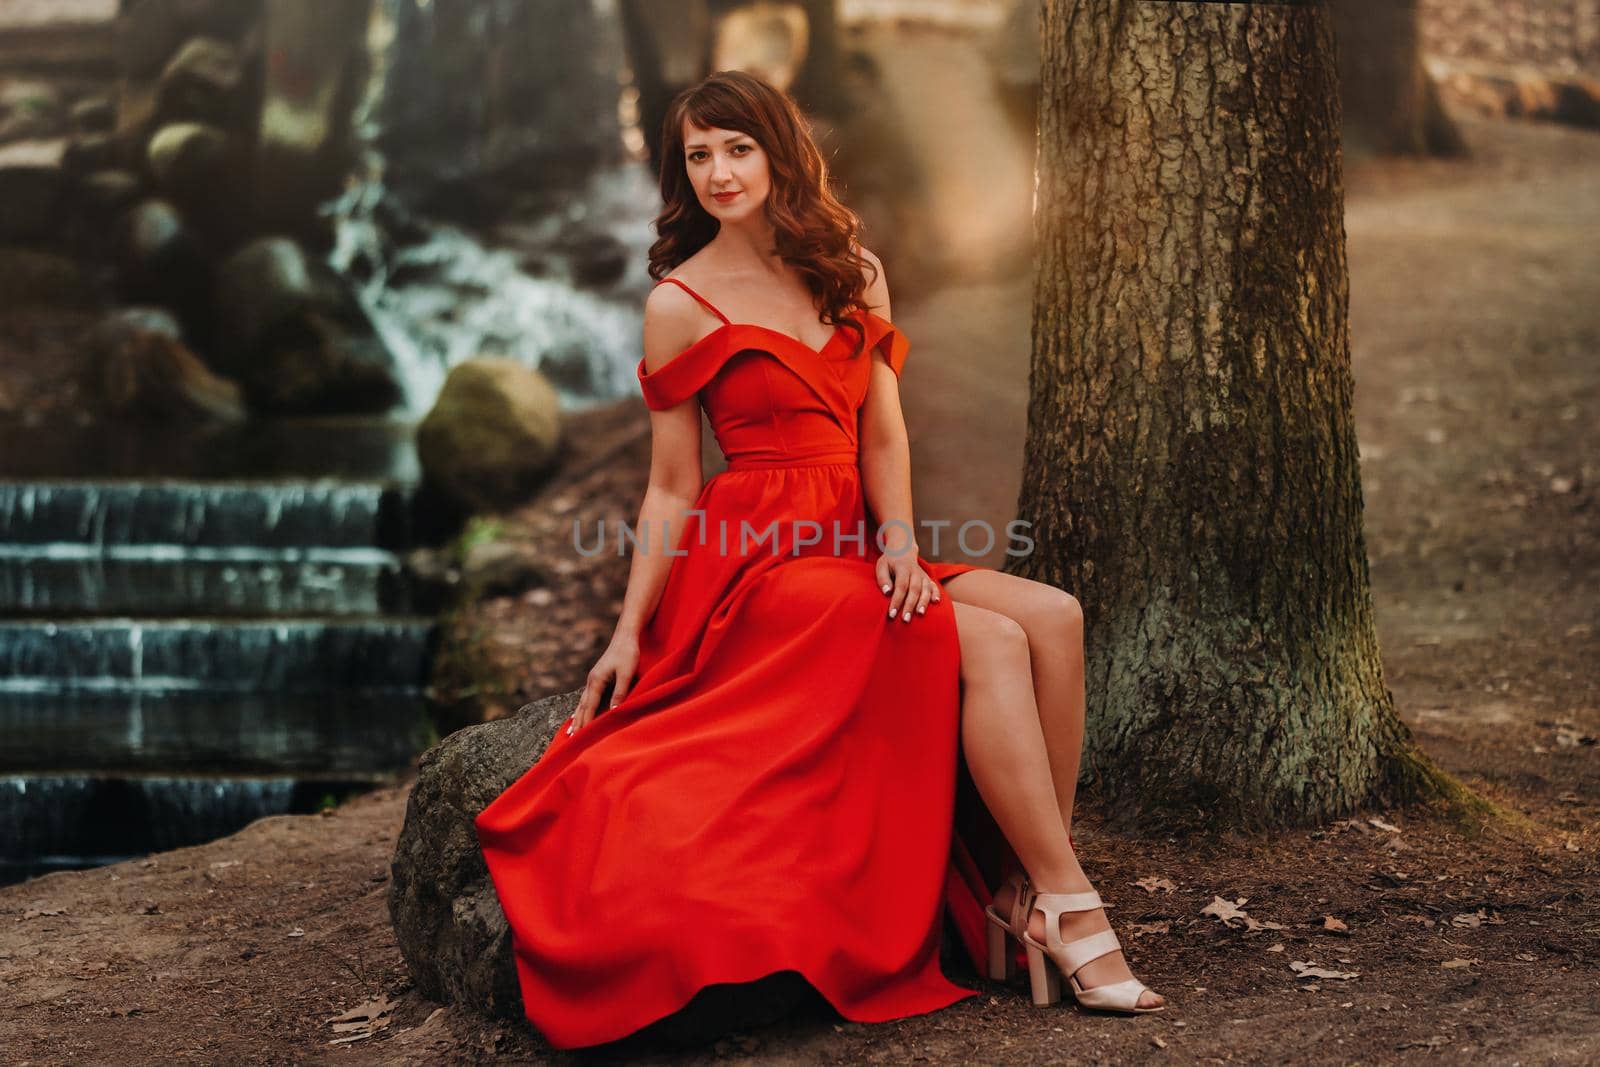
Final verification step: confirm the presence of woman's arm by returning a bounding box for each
[570,283,706,731]
[855,248,940,620]
[613,281,707,638]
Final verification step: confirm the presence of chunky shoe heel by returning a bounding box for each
[1023,939,1062,1005]
[982,869,1032,983]
[986,919,1016,981]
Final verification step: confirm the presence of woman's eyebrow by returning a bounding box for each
[684,135,749,149]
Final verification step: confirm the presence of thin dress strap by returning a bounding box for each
[656,277,731,325]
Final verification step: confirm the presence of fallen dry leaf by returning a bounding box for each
[1136,876,1177,893]
[1323,915,1350,934]
[328,993,398,1046]
[1368,817,1401,833]
[1130,921,1170,938]
[1201,895,1285,933]
[1441,958,1481,970]
[1399,1036,1452,1051]
[1202,895,1253,928]
[1291,960,1360,980]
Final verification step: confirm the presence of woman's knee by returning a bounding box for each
[954,603,1030,680]
[1044,588,1083,636]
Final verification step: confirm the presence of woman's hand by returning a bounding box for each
[877,545,940,622]
[568,631,641,735]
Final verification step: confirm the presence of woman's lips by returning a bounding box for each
[712,191,740,203]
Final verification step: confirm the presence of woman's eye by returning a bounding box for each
[687,145,750,163]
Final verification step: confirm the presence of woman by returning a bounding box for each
[474,69,1163,1051]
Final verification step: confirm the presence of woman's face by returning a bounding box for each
[682,120,770,221]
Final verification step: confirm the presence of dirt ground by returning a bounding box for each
[5,45,1599,1067]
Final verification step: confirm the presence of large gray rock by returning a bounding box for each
[70,94,116,134]
[415,357,564,514]
[212,236,402,414]
[83,306,245,423]
[78,168,144,216]
[146,120,230,196]
[157,36,245,125]
[388,691,817,1049]
[111,197,207,315]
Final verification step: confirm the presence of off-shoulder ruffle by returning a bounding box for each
[863,311,910,377]
[636,310,910,411]
[637,326,734,411]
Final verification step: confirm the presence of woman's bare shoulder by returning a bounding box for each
[643,283,702,373]
[851,243,891,319]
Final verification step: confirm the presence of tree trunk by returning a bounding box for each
[1333,0,1467,158]
[1020,0,1468,827]
[788,0,849,117]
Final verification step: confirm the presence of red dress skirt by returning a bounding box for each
[473,278,1016,1049]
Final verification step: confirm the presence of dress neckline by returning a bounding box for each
[655,276,854,361]
[674,320,852,365]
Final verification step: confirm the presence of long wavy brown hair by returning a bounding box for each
[647,69,878,359]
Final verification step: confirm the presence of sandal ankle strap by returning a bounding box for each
[1031,888,1103,913]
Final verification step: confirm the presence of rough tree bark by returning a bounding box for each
[1332,0,1466,158]
[1017,0,1472,827]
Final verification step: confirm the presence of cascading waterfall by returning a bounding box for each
[325,0,660,419]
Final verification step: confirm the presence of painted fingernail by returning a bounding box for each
[917,605,925,614]
[882,583,891,594]
[888,606,895,617]
[902,610,911,621]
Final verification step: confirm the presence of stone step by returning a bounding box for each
[0,480,415,549]
[0,549,415,616]
[0,617,437,690]
[0,770,393,886]
[0,418,422,483]
[0,688,436,774]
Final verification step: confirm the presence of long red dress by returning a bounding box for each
[473,277,1017,1050]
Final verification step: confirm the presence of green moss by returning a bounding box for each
[1375,742,1512,837]
[426,601,520,734]
[451,514,507,565]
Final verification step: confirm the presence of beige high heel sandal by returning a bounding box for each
[1017,888,1165,1014]
[982,870,1033,982]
